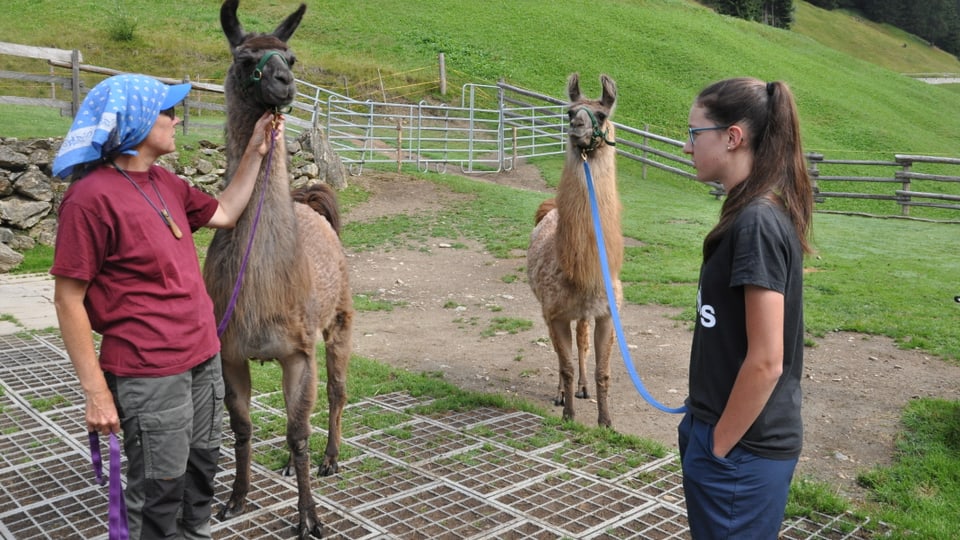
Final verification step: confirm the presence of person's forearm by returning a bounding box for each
[55,292,119,434]
[56,300,105,396]
[712,357,781,457]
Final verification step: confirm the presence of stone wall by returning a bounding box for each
[0,130,345,272]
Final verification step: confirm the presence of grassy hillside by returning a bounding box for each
[3,0,960,160]
[793,2,960,76]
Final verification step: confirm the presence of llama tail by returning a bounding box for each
[534,198,556,225]
[292,183,342,236]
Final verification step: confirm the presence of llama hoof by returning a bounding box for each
[575,389,590,399]
[296,521,323,539]
[281,457,295,477]
[553,396,566,407]
[215,500,246,521]
[317,460,339,477]
[297,508,324,539]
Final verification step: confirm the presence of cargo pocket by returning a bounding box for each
[206,372,225,448]
[138,399,192,479]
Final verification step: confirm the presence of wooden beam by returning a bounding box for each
[0,42,81,63]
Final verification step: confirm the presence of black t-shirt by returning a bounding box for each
[686,198,804,460]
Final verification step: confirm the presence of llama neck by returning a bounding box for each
[222,91,296,246]
[556,144,622,289]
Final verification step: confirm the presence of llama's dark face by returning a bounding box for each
[221,0,306,110]
[566,73,617,152]
[232,37,298,109]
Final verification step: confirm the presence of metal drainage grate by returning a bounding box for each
[493,471,656,538]
[424,406,515,429]
[420,443,562,497]
[357,482,521,539]
[352,419,482,465]
[534,438,663,480]
[589,503,690,539]
[619,456,686,506]
[338,401,413,440]
[318,455,434,512]
[465,411,567,452]
[0,334,895,540]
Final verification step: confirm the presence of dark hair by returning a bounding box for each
[696,77,814,256]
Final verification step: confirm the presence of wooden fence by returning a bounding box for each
[3,41,960,221]
[0,41,233,135]
[807,153,960,218]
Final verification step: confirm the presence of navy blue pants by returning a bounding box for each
[678,413,797,540]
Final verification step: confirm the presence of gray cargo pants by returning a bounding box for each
[106,354,224,540]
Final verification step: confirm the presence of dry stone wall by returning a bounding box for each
[0,130,345,272]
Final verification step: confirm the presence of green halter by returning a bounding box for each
[246,50,288,88]
[577,106,616,154]
[244,50,293,113]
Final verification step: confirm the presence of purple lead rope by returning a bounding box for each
[216,124,278,337]
[89,432,129,540]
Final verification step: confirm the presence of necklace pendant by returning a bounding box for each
[161,209,184,239]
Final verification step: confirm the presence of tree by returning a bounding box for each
[704,0,795,29]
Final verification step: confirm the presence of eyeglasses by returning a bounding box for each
[687,125,729,145]
[159,107,176,120]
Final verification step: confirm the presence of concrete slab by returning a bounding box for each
[0,272,57,334]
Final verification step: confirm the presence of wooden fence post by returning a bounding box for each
[181,76,191,135]
[897,155,912,216]
[71,49,81,117]
[806,152,823,202]
[438,53,446,96]
[642,124,649,180]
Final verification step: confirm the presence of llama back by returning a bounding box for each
[292,183,341,236]
[534,198,556,225]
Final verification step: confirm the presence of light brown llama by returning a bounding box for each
[202,2,352,538]
[533,197,593,406]
[527,73,622,428]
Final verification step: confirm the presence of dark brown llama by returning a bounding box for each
[527,73,622,428]
[203,2,352,538]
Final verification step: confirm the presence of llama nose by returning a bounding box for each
[274,69,292,85]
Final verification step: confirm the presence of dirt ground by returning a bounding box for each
[340,167,960,504]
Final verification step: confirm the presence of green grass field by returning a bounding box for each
[3,1,960,536]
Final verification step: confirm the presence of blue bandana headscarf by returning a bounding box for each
[52,74,191,179]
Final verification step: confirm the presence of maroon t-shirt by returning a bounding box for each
[51,165,220,377]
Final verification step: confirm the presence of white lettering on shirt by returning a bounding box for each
[697,288,716,328]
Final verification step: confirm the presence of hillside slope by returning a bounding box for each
[1,0,958,158]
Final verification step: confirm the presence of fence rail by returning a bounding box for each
[2,42,959,221]
[807,153,960,216]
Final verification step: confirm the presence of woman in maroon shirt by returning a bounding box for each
[51,73,282,540]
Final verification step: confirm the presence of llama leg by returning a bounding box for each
[217,359,253,521]
[593,316,615,428]
[281,348,323,539]
[548,318,576,421]
[319,308,353,477]
[574,319,591,399]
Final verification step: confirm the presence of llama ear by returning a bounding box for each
[220,0,246,49]
[567,73,581,102]
[273,3,307,43]
[600,74,617,110]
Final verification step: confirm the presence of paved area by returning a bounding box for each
[0,273,887,539]
[0,273,56,335]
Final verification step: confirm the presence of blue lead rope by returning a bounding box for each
[582,159,687,414]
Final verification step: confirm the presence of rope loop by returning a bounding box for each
[582,159,686,414]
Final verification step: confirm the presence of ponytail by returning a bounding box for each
[697,78,813,256]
